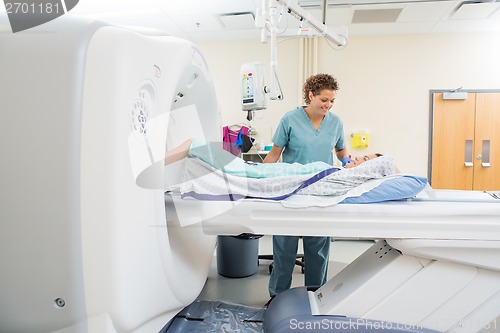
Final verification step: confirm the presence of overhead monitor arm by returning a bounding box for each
[254,0,347,101]
[276,0,348,47]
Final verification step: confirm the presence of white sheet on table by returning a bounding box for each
[177,155,398,205]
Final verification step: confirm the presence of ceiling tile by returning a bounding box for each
[451,2,500,20]
[398,1,456,22]
[325,7,354,25]
[174,14,223,32]
[490,7,500,19]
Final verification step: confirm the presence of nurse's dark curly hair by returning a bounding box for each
[303,73,339,105]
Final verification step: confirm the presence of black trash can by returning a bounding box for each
[216,234,260,278]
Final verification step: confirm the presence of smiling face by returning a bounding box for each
[344,154,381,168]
[308,89,336,117]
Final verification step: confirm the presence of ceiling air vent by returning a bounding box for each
[351,8,403,23]
[219,12,255,30]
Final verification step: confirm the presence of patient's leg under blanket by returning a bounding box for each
[160,299,265,333]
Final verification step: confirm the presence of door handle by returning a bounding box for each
[465,139,473,167]
[481,139,491,167]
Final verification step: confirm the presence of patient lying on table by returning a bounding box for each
[165,139,425,207]
[166,139,391,177]
[166,139,342,178]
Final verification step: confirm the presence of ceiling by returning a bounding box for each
[6,0,500,42]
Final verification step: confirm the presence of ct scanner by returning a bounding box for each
[1,16,500,333]
[0,16,219,333]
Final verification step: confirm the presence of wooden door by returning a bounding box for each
[431,92,475,190]
[473,93,500,190]
[431,92,500,190]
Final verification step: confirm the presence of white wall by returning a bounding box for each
[198,31,500,176]
[197,38,302,148]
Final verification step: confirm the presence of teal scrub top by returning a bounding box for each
[272,106,346,165]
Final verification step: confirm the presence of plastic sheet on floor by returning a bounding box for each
[161,299,265,333]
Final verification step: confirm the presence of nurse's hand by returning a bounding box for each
[341,157,352,167]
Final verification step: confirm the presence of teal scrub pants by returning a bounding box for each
[268,235,330,297]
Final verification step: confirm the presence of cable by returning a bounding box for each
[270,65,284,100]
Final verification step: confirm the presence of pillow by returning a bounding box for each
[340,176,428,204]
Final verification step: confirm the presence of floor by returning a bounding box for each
[198,236,500,333]
[198,236,373,307]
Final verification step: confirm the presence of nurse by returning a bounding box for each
[262,73,351,301]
